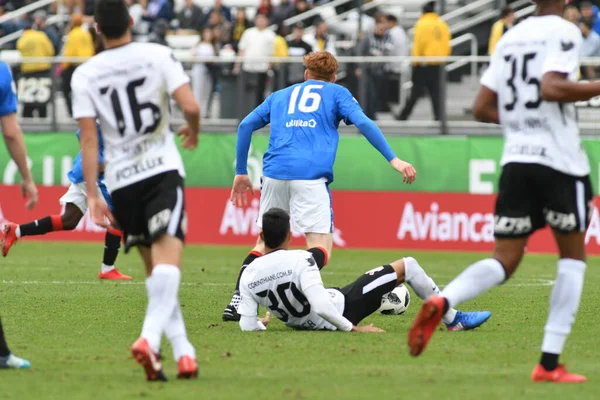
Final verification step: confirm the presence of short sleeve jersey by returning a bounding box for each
[71,42,190,191]
[238,249,345,331]
[480,15,589,177]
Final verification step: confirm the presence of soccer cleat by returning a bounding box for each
[98,268,132,281]
[2,223,19,257]
[0,353,30,369]
[407,296,446,357]
[177,355,198,379]
[131,337,167,382]
[445,311,492,331]
[532,364,587,383]
[222,294,242,322]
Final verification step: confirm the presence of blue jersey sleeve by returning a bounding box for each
[348,110,396,162]
[236,96,271,175]
[0,63,17,118]
[335,86,363,125]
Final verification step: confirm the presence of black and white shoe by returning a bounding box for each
[222,294,241,322]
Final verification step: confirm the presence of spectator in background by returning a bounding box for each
[258,0,273,19]
[304,20,336,55]
[580,19,600,79]
[273,24,289,91]
[356,20,390,119]
[61,14,94,117]
[143,0,173,24]
[235,13,275,109]
[192,27,218,117]
[580,1,600,35]
[128,0,150,35]
[16,17,55,118]
[385,14,409,110]
[271,0,293,27]
[488,7,515,55]
[148,18,170,46]
[204,0,232,25]
[396,1,450,121]
[287,22,312,85]
[177,0,204,31]
[230,8,252,52]
[563,4,580,25]
[33,10,61,54]
[292,0,317,27]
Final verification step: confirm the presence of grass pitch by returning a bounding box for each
[1,242,600,399]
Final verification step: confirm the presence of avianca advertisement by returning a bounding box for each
[1,185,600,254]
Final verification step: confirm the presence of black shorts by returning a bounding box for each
[111,170,187,252]
[494,163,593,238]
[335,264,398,325]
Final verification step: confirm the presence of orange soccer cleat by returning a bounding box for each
[131,337,167,381]
[407,296,446,357]
[177,355,198,380]
[98,268,132,280]
[532,364,587,383]
[2,223,19,257]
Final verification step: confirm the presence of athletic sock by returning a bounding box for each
[233,251,262,296]
[441,258,506,309]
[403,257,457,324]
[18,215,63,237]
[540,258,586,370]
[165,301,196,361]
[0,318,10,357]
[102,230,122,269]
[140,264,181,354]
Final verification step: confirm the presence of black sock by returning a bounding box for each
[102,231,121,266]
[234,252,261,294]
[19,217,54,237]
[443,298,450,314]
[0,318,10,357]
[540,352,559,371]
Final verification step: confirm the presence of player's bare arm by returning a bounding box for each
[172,83,200,150]
[0,113,37,210]
[541,72,600,102]
[472,85,500,124]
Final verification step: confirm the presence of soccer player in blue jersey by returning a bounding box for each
[2,123,132,281]
[0,60,38,369]
[223,51,417,321]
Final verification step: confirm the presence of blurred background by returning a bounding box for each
[1,0,598,135]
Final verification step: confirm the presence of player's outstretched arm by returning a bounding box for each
[172,84,200,150]
[348,110,416,184]
[0,113,38,210]
[541,72,600,102]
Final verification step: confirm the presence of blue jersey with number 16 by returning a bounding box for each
[253,81,362,183]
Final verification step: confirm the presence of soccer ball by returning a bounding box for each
[379,285,411,315]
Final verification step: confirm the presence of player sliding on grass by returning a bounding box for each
[238,208,491,333]
[72,0,200,381]
[223,51,417,321]
[408,0,599,384]
[0,60,37,370]
[2,123,131,281]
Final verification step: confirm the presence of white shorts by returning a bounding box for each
[59,182,110,214]
[257,177,333,234]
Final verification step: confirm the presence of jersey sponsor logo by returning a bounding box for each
[248,269,293,290]
[285,118,317,128]
[506,144,548,158]
[148,209,172,235]
[494,216,532,235]
[115,156,164,182]
[114,135,167,159]
[544,209,577,231]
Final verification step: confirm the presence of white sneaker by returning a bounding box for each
[0,353,31,369]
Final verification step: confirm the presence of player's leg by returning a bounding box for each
[0,317,30,369]
[397,257,491,330]
[223,177,290,321]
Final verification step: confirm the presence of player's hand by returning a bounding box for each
[177,124,199,150]
[390,158,417,184]
[258,312,271,326]
[230,174,255,207]
[88,196,116,229]
[20,179,38,210]
[352,324,385,333]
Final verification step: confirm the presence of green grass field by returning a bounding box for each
[2,242,600,400]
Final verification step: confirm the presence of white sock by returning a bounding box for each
[541,259,586,355]
[15,226,21,238]
[441,258,506,309]
[140,264,181,353]
[101,264,115,274]
[165,301,196,361]
[403,257,457,324]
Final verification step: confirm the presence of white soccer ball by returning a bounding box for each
[379,285,411,315]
